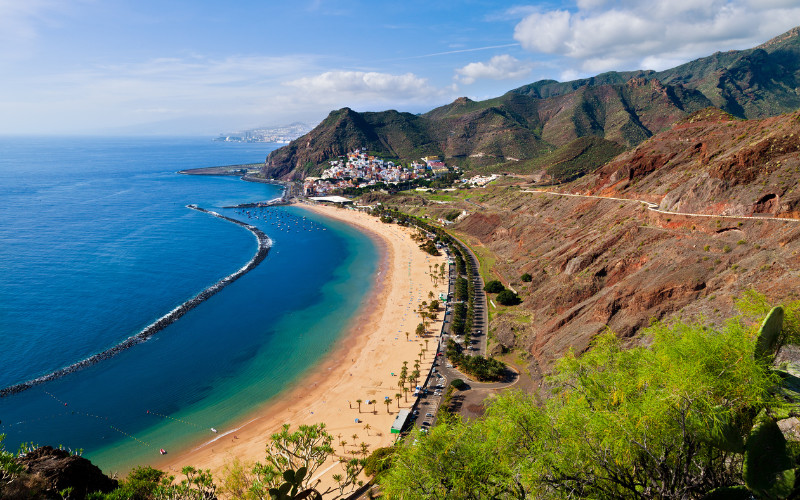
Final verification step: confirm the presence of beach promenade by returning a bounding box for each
[158,203,448,491]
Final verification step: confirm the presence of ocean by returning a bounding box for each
[0,136,377,472]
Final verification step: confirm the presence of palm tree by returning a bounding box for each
[360,442,370,458]
[405,331,410,342]
[340,440,347,453]
[352,433,359,442]
[371,400,377,414]
[428,291,434,301]
[395,393,402,409]
[417,304,427,325]
[384,398,391,413]
[364,423,371,436]
[419,309,430,331]
[425,339,430,351]
[403,386,409,402]
[356,399,362,413]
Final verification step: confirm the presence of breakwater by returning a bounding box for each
[225,176,292,208]
[0,205,272,398]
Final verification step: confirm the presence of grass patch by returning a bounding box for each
[453,232,498,285]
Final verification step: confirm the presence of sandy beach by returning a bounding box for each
[158,203,448,491]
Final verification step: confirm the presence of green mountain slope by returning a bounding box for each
[264,26,800,180]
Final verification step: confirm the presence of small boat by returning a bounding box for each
[160,448,167,455]
[210,428,218,433]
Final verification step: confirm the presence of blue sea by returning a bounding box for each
[0,137,377,472]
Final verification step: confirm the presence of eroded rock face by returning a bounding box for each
[578,109,800,218]
[447,181,800,379]
[16,446,117,499]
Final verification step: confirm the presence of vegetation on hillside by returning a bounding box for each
[380,294,800,498]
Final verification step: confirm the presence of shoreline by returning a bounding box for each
[0,205,271,398]
[157,203,448,491]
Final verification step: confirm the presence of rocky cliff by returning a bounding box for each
[2,446,117,499]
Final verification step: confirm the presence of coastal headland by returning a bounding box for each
[0,205,271,398]
[157,203,449,491]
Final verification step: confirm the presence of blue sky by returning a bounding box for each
[2,0,799,135]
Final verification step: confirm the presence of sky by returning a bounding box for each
[2,0,799,136]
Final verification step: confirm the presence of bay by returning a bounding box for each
[0,137,376,472]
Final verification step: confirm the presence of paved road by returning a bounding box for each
[406,239,509,431]
[451,234,489,357]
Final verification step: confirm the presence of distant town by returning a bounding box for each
[214,122,312,143]
[303,150,453,196]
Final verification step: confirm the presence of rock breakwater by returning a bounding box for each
[0,205,272,398]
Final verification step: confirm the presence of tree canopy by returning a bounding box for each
[496,290,520,306]
[483,280,505,293]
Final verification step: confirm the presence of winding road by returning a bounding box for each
[522,190,800,223]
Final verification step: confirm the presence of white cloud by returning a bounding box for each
[285,70,437,100]
[513,0,800,75]
[514,10,572,54]
[559,69,580,82]
[455,55,535,85]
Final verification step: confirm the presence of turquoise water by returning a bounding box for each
[0,137,377,472]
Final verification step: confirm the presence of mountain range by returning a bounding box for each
[263,26,800,180]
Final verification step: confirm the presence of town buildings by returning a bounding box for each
[303,149,450,196]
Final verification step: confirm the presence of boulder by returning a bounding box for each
[16,446,117,499]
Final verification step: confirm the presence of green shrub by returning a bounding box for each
[496,290,520,306]
[521,273,533,282]
[364,447,395,478]
[484,280,505,293]
[381,310,784,498]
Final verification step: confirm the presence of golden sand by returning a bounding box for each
[157,203,447,491]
